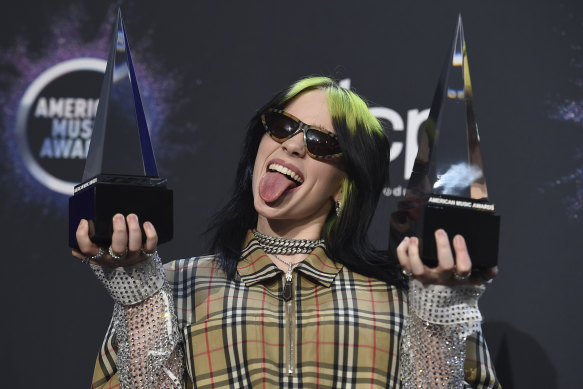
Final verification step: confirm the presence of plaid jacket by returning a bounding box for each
[92,232,500,388]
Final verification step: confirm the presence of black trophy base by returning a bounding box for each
[68,176,173,248]
[390,195,500,269]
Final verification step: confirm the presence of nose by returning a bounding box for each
[281,131,306,157]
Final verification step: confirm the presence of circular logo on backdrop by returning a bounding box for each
[16,58,106,195]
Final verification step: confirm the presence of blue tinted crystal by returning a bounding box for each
[82,8,158,181]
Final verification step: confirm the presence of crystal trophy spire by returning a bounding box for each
[389,15,499,268]
[69,9,173,247]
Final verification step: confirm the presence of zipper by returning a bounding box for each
[282,271,295,375]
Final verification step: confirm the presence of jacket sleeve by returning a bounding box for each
[464,330,501,388]
[92,317,119,389]
[90,256,185,389]
[400,279,501,388]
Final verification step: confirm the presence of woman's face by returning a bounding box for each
[252,90,345,234]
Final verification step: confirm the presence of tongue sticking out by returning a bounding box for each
[259,171,298,203]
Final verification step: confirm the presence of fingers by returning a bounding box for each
[111,213,129,255]
[397,230,497,286]
[396,237,410,268]
[72,214,159,268]
[408,230,454,284]
[396,237,412,277]
[451,234,499,286]
[397,237,423,276]
[435,229,455,273]
[126,214,159,255]
[452,235,472,276]
[72,248,85,261]
[143,221,158,253]
[396,236,428,280]
[406,237,425,277]
[126,214,142,253]
[76,219,99,256]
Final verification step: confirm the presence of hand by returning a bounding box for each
[72,213,158,268]
[396,229,498,286]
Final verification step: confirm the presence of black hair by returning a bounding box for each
[208,77,405,287]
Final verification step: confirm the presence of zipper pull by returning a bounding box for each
[283,264,293,301]
[282,279,292,301]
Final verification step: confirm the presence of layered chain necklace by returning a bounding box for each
[252,229,325,301]
[252,229,324,255]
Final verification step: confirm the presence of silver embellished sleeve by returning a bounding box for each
[91,256,184,388]
[400,279,486,388]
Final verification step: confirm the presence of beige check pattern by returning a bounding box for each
[92,231,500,388]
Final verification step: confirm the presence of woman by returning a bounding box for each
[74,77,500,388]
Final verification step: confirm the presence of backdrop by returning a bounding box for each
[1,1,581,388]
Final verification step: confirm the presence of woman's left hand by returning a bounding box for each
[396,228,498,286]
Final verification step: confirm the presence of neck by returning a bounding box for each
[253,221,325,273]
[255,215,324,241]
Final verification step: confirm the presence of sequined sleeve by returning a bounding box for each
[90,256,185,389]
[400,279,500,388]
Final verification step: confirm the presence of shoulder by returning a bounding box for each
[337,266,407,301]
[325,266,408,323]
[163,254,227,283]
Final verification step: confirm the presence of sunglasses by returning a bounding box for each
[260,108,343,160]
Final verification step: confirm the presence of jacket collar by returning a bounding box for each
[237,230,343,287]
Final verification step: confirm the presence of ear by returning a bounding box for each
[332,176,346,203]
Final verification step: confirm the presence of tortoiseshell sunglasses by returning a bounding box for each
[261,108,343,160]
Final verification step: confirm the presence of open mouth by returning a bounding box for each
[268,163,304,186]
[258,161,304,203]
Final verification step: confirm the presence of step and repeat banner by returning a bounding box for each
[1,1,581,387]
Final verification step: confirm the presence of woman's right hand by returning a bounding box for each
[72,213,158,267]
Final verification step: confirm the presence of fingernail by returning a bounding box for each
[454,235,465,245]
[437,229,446,238]
[114,214,123,222]
[411,237,418,245]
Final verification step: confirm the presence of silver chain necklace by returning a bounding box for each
[252,229,324,285]
[271,253,299,282]
[252,229,324,255]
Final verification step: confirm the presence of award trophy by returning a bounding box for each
[68,9,173,247]
[389,16,499,268]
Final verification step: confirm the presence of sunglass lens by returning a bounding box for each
[306,129,341,158]
[265,112,297,140]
